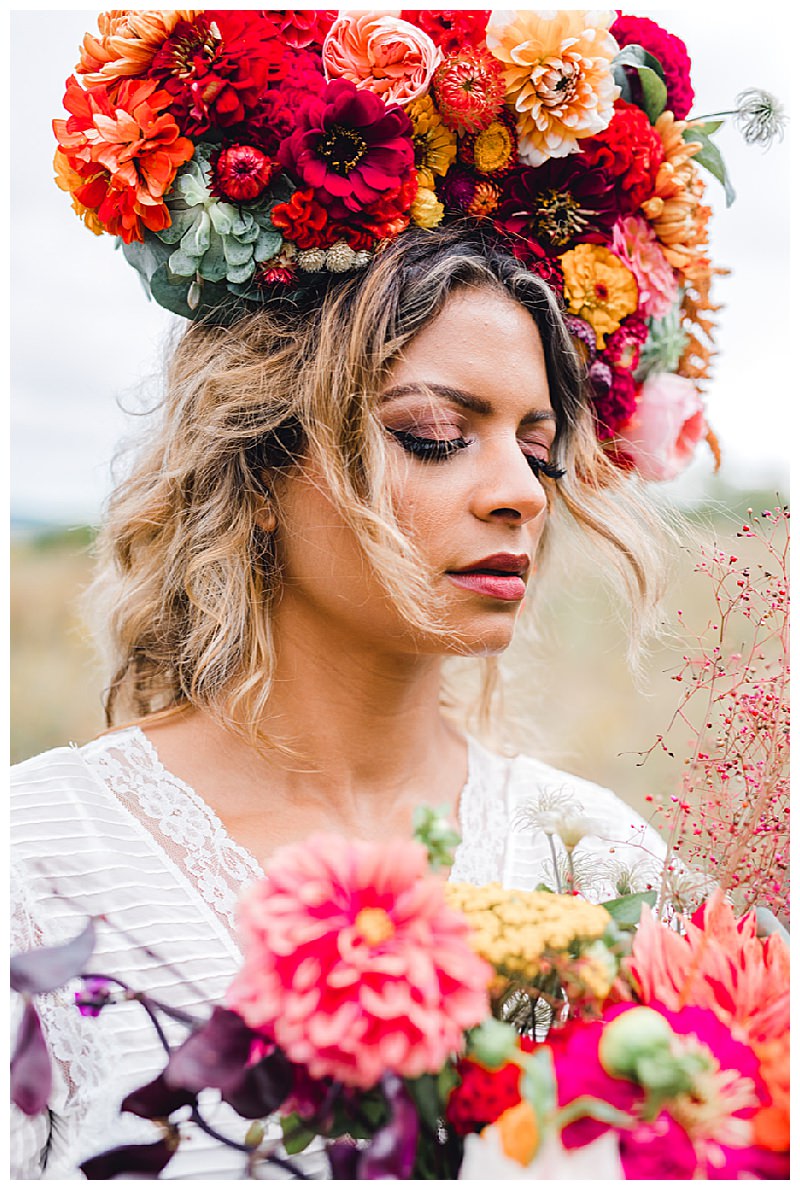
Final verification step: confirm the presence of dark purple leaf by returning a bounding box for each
[122,1072,197,1120]
[10,1001,52,1116]
[222,1048,294,1119]
[80,1137,178,1179]
[11,919,96,995]
[328,1138,361,1179]
[359,1074,418,1179]
[164,1006,253,1093]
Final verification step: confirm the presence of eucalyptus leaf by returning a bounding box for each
[168,249,201,278]
[149,264,196,318]
[122,236,173,285]
[683,126,736,206]
[11,919,96,995]
[611,44,668,124]
[519,1047,557,1121]
[601,890,657,929]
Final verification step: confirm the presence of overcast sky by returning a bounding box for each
[10,7,792,524]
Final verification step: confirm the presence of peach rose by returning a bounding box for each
[322,12,442,106]
[617,373,706,481]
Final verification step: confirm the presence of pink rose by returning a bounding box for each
[322,12,442,106]
[617,373,706,481]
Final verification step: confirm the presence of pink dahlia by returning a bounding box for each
[611,215,677,319]
[616,371,706,481]
[226,833,490,1089]
[278,79,415,220]
[611,15,695,121]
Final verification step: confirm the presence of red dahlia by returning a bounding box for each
[147,10,285,136]
[276,9,337,50]
[277,79,416,220]
[611,15,695,121]
[495,160,618,257]
[432,48,505,134]
[401,10,490,55]
[211,144,279,203]
[580,100,664,212]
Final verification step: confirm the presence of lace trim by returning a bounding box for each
[81,727,492,937]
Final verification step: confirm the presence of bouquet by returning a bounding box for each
[52,8,785,481]
[11,810,790,1179]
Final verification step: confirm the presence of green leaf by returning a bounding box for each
[519,1048,557,1121]
[168,248,200,278]
[121,235,173,285]
[637,68,668,123]
[683,126,737,206]
[689,119,724,136]
[405,1073,442,1120]
[280,1113,316,1155]
[611,44,668,124]
[612,44,667,81]
[601,891,656,929]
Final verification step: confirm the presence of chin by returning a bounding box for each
[442,613,520,657]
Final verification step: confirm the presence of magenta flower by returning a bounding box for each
[278,79,415,219]
[226,833,490,1089]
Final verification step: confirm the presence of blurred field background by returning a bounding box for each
[11,475,786,820]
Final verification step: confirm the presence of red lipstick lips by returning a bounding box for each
[446,553,530,602]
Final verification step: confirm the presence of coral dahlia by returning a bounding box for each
[278,79,416,220]
[432,47,506,134]
[227,834,490,1089]
[485,10,620,166]
[53,75,193,243]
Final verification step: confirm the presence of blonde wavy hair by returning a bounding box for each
[89,223,677,746]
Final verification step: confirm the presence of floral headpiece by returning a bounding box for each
[54,10,784,481]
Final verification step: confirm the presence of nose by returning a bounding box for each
[469,437,548,526]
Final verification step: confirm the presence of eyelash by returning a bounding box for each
[388,428,566,480]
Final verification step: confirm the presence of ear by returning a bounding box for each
[255,499,277,535]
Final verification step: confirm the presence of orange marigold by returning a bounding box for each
[77,9,199,86]
[53,75,193,242]
[640,112,710,278]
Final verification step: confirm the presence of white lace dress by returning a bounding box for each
[10,727,665,1179]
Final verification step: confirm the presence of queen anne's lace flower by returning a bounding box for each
[485,10,620,166]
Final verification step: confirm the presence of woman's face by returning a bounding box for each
[273,286,558,658]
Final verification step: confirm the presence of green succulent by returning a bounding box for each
[155,144,290,285]
[635,301,689,382]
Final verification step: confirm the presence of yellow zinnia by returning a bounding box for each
[561,244,639,348]
[406,95,457,190]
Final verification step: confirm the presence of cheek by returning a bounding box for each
[390,461,461,545]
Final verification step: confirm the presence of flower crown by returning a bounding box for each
[53,10,784,481]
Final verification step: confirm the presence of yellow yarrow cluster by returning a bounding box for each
[445,882,611,984]
[560,243,639,349]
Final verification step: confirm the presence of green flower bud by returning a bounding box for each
[468,1018,520,1071]
[598,1007,675,1081]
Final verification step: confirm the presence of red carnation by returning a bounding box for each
[243,50,328,156]
[400,10,490,55]
[580,100,664,212]
[445,1057,523,1136]
[278,79,415,220]
[211,144,279,203]
[433,47,505,134]
[147,10,286,136]
[611,15,695,121]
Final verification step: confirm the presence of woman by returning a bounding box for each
[11,224,674,1178]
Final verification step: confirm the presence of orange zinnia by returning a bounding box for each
[77,9,199,86]
[53,75,193,242]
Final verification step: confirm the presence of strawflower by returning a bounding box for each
[459,114,517,176]
[210,144,279,204]
[410,184,445,229]
[561,243,639,349]
[53,75,193,243]
[611,14,695,120]
[432,47,506,134]
[603,313,650,371]
[485,11,620,166]
[227,833,491,1089]
[615,371,705,481]
[322,12,441,107]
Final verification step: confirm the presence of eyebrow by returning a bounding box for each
[379,382,557,427]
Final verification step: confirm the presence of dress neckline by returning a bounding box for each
[116,723,480,881]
